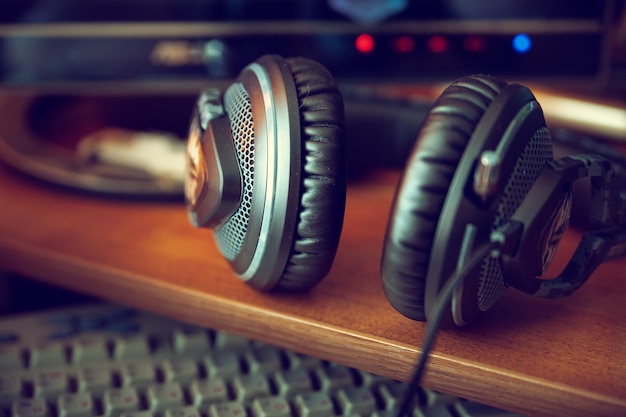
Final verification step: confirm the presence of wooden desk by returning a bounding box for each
[0,167,624,417]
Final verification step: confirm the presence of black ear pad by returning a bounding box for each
[381,75,508,321]
[276,57,346,290]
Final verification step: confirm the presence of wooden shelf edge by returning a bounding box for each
[1,237,624,417]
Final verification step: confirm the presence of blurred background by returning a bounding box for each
[1,0,624,89]
[0,0,624,196]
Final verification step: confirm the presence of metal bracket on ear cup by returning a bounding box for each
[185,90,242,228]
[473,150,501,204]
[533,226,626,298]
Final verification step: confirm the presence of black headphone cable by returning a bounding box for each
[394,231,512,416]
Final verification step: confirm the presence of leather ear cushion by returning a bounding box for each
[381,75,508,320]
[275,57,346,290]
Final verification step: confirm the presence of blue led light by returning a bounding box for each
[512,34,532,54]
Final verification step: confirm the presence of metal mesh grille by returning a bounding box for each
[477,127,553,311]
[214,82,255,261]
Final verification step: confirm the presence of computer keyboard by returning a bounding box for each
[0,303,525,417]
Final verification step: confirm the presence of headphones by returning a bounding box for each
[185,54,626,327]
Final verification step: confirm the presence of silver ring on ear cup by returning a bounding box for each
[213,56,304,290]
[234,61,285,281]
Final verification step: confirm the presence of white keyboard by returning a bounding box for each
[0,303,525,417]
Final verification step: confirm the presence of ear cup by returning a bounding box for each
[381,75,508,321]
[210,55,346,291]
[276,57,346,290]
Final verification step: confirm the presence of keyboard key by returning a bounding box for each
[426,389,459,408]
[71,336,109,364]
[232,374,272,403]
[102,387,141,417]
[12,398,49,417]
[315,364,354,392]
[377,380,409,411]
[189,378,230,406]
[0,373,22,406]
[161,358,198,383]
[419,404,455,417]
[30,341,67,368]
[119,361,157,388]
[213,332,249,352]
[113,335,150,359]
[284,352,321,371]
[251,396,291,417]
[337,386,377,415]
[359,371,389,387]
[374,408,432,417]
[163,407,201,417]
[76,366,113,393]
[145,382,185,411]
[371,410,401,417]
[0,345,23,370]
[118,412,153,417]
[172,328,210,355]
[204,351,240,378]
[294,392,335,417]
[57,392,95,417]
[273,369,313,397]
[245,346,283,374]
[33,369,69,399]
[208,401,247,417]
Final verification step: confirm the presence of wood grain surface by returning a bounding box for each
[0,166,625,417]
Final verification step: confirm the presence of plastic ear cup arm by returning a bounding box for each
[502,154,626,298]
[534,154,626,298]
[559,154,625,228]
[533,225,626,298]
[187,115,242,228]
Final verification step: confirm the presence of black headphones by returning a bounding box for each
[185,54,626,327]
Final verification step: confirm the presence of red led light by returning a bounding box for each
[427,35,449,54]
[392,36,415,53]
[465,35,487,53]
[355,34,375,54]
